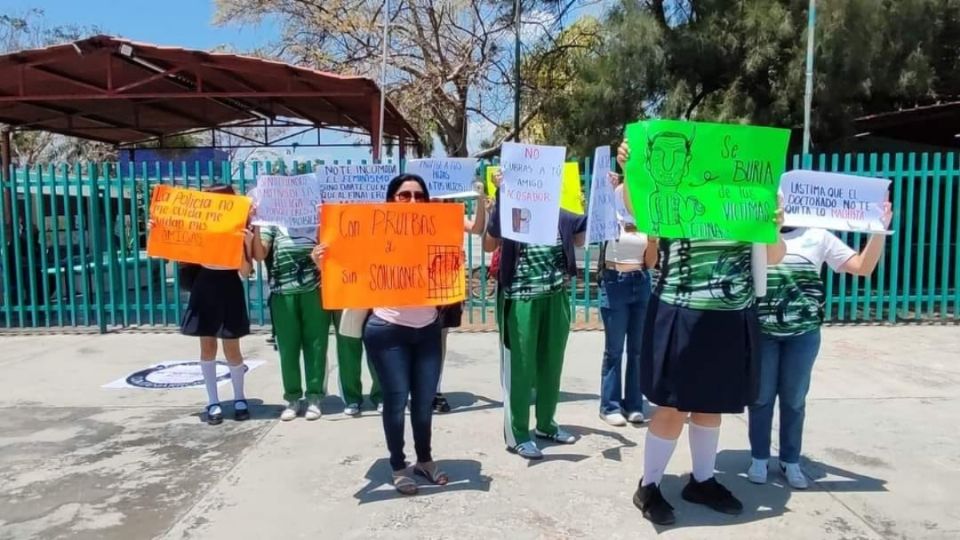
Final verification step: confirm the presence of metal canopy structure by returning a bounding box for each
[0,35,421,158]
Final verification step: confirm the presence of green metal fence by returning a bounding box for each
[0,152,957,332]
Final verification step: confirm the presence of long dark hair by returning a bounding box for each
[384,174,430,202]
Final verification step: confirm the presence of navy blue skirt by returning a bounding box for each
[180,268,250,339]
[640,297,759,413]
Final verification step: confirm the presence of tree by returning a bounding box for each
[215,0,599,156]
[540,0,960,155]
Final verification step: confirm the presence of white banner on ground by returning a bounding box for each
[781,170,891,234]
[103,360,265,390]
[585,146,619,244]
[315,164,400,203]
[499,142,566,245]
[405,158,479,198]
[250,175,323,228]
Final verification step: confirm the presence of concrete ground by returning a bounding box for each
[0,326,958,540]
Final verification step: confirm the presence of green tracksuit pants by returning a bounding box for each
[498,288,571,446]
[331,310,381,406]
[271,289,329,402]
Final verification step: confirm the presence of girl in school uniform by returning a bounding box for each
[617,140,786,526]
[748,203,892,489]
[175,184,255,425]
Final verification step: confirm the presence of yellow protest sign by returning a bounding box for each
[319,203,466,309]
[147,185,251,268]
[485,162,584,214]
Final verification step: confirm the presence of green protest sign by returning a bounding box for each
[623,120,790,243]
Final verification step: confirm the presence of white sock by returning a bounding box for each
[643,431,678,487]
[200,360,220,406]
[688,422,721,482]
[229,364,246,407]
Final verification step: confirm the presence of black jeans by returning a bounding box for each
[363,314,443,471]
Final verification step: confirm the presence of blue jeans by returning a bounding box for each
[599,269,650,415]
[748,330,821,463]
[363,314,443,471]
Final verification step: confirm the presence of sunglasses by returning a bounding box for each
[395,190,427,202]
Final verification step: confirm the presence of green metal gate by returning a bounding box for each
[0,153,956,332]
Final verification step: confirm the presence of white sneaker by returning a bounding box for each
[509,441,543,460]
[280,400,300,422]
[747,458,768,484]
[304,399,322,421]
[376,403,384,414]
[343,403,361,417]
[535,427,577,445]
[626,411,646,424]
[600,411,628,427]
[780,462,809,490]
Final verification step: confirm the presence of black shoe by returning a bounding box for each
[633,479,676,525]
[234,400,250,421]
[681,476,743,515]
[433,394,451,413]
[205,404,224,426]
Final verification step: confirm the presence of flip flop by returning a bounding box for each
[414,462,449,486]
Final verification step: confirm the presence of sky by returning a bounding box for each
[2,0,609,161]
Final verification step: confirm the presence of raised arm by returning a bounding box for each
[841,202,893,276]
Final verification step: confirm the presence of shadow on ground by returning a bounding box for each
[646,449,888,532]
[353,458,492,504]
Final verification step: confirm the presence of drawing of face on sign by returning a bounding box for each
[644,128,705,232]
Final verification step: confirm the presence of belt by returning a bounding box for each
[604,262,647,272]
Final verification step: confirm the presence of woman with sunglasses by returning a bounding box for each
[597,172,658,427]
[483,169,588,460]
[313,174,477,495]
[748,202,892,489]
[617,139,786,526]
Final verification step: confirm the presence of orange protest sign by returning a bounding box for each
[146,185,251,268]
[319,203,466,309]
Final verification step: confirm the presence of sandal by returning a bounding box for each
[414,461,449,486]
[392,470,419,495]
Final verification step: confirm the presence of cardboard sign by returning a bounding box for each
[623,120,790,243]
[498,142,567,245]
[781,170,891,233]
[319,203,466,309]
[585,146,619,244]
[485,162,583,214]
[147,185,251,267]
[250,174,323,228]
[316,164,400,203]
[405,158,479,197]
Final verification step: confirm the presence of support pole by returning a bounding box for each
[802,0,817,155]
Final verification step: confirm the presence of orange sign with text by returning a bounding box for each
[319,203,466,309]
[147,185,251,268]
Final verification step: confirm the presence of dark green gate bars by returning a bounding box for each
[1,154,957,332]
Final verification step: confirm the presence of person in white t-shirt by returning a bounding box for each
[747,202,893,490]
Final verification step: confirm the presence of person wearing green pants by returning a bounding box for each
[331,309,381,415]
[485,188,588,460]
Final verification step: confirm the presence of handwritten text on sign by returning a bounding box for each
[319,203,466,309]
[251,174,323,228]
[405,158,478,197]
[486,162,583,214]
[624,120,790,243]
[147,185,251,267]
[781,170,891,233]
[499,142,567,245]
[585,146,619,244]
[316,164,399,203]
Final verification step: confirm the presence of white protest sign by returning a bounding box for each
[250,174,323,228]
[315,163,400,203]
[499,142,565,245]
[405,158,479,197]
[781,170,891,233]
[585,146,619,244]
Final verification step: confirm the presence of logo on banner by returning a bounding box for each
[124,361,242,389]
